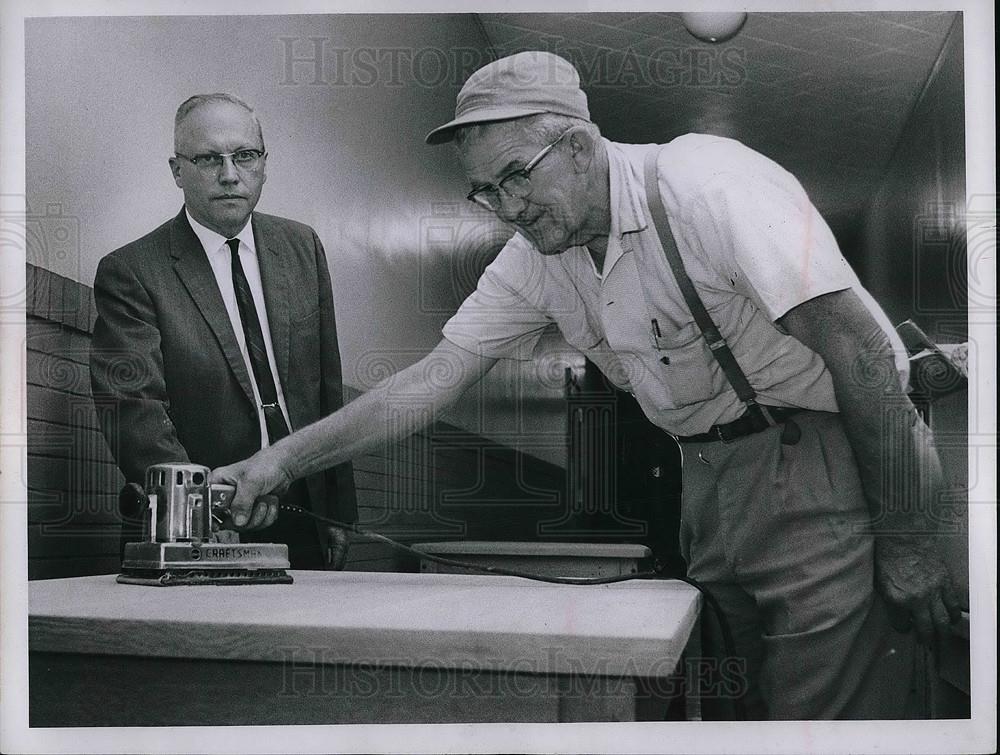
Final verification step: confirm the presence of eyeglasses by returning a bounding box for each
[174,149,266,172]
[466,130,571,211]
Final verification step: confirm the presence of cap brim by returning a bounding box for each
[424,106,548,145]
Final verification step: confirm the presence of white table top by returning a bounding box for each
[29,570,700,679]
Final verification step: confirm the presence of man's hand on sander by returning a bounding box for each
[211,450,292,530]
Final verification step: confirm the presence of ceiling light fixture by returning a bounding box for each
[680,12,748,43]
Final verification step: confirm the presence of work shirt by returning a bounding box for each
[186,209,293,448]
[442,134,907,437]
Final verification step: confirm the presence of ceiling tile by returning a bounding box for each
[891,11,957,36]
[475,11,960,228]
[755,12,851,33]
[894,31,948,59]
[808,32,887,61]
[741,14,833,51]
[482,14,571,38]
[615,13,689,37]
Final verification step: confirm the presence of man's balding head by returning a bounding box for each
[174,93,264,152]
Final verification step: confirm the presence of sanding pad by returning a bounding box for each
[118,541,293,586]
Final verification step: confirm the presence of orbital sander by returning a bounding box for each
[117,462,292,586]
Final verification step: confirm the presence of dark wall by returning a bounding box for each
[348,414,570,571]
[851,15,969,596]
[850,16,970,715]
[562,363,685,573]
[854,16,966,342]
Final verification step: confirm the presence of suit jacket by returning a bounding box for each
[90,208,357,534]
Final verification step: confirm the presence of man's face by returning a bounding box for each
[169,101,266,238]
[458,124,588,255]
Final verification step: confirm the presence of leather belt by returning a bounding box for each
[676,406,802,444]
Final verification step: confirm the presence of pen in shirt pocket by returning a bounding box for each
[651,318,670,362]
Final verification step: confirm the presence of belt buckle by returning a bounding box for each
[714,424,732,444]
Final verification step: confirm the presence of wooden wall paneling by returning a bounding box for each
[28,489,119,526]
[26,263,52,321]
[26,265,125,578]
[27,455,121,496]
[26,348,93,396]
[26,385,105,433]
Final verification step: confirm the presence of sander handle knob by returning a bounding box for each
[118,482,148,520]
[209,485,280,530]
[209,483,237,515]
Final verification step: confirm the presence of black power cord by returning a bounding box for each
[279,503,747,721]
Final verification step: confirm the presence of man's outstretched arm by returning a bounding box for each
[212,338,498,527]
[779,288,961,644]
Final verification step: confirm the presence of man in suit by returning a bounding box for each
[90,93,355,569]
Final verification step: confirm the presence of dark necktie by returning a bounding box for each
[227,238,290,444]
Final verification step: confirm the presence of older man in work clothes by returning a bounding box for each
[90,94,355,569]
[215,54,960,718]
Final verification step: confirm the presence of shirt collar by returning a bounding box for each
[553,139,649,280]
[606,138,648,240]
[593,139,647,279]
[185,208,256,256]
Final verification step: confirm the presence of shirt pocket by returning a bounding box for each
[651,321,724,409]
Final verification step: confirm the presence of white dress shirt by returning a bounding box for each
[186,209,292,448]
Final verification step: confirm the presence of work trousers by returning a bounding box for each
[678,410,916,719]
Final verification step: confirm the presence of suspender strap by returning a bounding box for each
[642,147,776,428]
